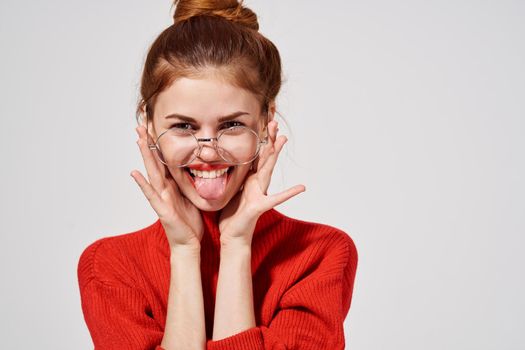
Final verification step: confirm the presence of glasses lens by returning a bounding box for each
[156,126,261,167]
[156,128,198,167]
[217,126,260,164]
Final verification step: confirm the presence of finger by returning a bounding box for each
[130,169,169,217]
[151,145,181,196]
[136,125,167,193]
[266,184,306,209]
[138,132,183,199]
[147,133,172,181]
[257,135,287,190]
[259,120,278,167]
[256,120,279,171]
[262,134,287,171]
[145,133,182,196]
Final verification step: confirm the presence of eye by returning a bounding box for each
[221,120,245,129]
[169,120,245,131]
[170,122,195,131]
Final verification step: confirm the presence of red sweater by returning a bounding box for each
[77,208,358,350]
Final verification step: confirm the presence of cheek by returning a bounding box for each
[230,164,252,187]
[232,164,250,177]
[166,168,186,186]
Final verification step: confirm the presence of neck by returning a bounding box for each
[201,209,220,226]
[200,209,221,245]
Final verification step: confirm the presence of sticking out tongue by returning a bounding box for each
[193,171,228,200]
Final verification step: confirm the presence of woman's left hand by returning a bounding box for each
[218,120,306,247]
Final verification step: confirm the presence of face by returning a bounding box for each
[143,75,273,212]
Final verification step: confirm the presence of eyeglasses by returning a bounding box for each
[147,124,268,168]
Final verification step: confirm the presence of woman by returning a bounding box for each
[77,1,358,349]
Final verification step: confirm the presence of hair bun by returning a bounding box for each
[173,0,259,30]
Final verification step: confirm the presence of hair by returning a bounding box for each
[135,0,289,133]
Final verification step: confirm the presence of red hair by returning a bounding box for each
[135,0,286,131]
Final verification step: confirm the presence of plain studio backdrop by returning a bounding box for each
[1,0,524,349]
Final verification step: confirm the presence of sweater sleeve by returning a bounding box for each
[205,235,358,350]
[79,278,166,350]
[78,239,166,350]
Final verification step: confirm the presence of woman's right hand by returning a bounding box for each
[130,125,203,250]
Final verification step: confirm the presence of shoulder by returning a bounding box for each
[77,220,161,289]
[276,209,357,255]
[269,209,358,277]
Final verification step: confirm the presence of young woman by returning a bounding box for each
[77,1,358,349]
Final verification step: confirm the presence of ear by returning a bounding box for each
[261,101,276,137]
[268,101,275,123]
[267,101,276,124]
[139,105,157,141]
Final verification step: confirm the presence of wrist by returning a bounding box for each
[220,237,252,253]
[170,243,201,258]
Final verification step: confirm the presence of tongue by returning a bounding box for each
[194,171,228,200]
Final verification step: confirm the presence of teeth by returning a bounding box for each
[189,167,230,179]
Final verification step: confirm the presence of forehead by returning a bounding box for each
[154,76,260,121]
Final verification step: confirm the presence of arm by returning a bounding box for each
[211,242,256,341]
[79,278,165,350]
[78,242,206,350]
[207,234,358,350]
[161,245,206,350]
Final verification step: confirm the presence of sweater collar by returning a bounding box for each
[201,209,222,246]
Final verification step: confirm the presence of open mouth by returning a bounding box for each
[183,166,234,184]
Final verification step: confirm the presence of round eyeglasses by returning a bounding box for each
[147,125,268,168]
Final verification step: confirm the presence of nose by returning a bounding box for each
[195,138,222,163]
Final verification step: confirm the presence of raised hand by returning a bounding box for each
[218,120,306,246]
[130,125,203,249]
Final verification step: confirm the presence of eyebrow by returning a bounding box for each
[163,111,251,123]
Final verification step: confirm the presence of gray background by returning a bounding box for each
[1,0,524,349]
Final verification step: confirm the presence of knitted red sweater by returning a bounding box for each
[77,208,358,350]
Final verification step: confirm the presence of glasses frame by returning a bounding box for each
[147,123,269,168]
